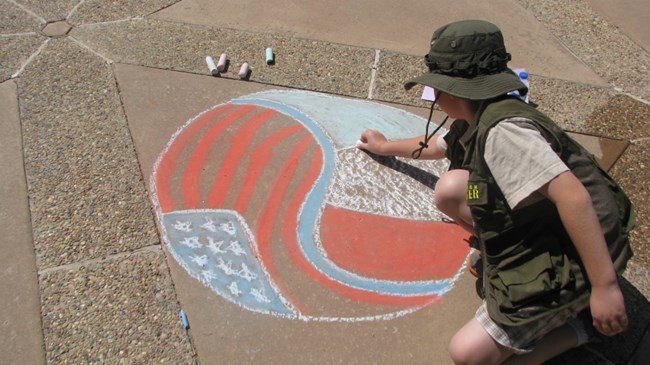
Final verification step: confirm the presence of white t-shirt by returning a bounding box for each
[484,118,569,209]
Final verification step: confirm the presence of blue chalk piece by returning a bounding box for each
[265,47,274,65]
[180,309,189,329]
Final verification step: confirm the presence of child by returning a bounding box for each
[357,20,634,364]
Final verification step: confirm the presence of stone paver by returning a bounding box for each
[41,21,71,37]
[0,78,45,365]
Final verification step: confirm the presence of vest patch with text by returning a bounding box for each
[466,181,488,206]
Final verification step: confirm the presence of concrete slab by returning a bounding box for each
[14,0,77,23]
[17,38,159,269]
[566,132,629,172]
[167,255,481,364]
[518,0,649,101]
[114,63,482,364]
[0,0,44,33]
[70,19,376,99]
[0,80,45,365]
[587,0,650,52]
[0,34,45,81]
[67,0,178,26]
[154,0,607,86]
[38,246,195,363]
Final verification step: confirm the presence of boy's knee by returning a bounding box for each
[449,329,498,365]
[449,333,474,365]
[434,175,454,208]
[434,170,468,211]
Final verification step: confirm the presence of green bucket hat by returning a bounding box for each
[404,20,527,100]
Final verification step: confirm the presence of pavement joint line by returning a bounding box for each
[620,91,650,107]
[549,33,602,85]
[0,32,39,38]
[6,0,47,24]
[631,136,650,144]
[66,0,86,20]
[525,1,649,101]
[75,17,145,29]
[37,244,163,276]
[146,1,184,18]
[11,38,50,79]
[68,35,114,64]
[367,49,381,100]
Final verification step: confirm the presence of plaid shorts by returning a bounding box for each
[476,300,590,354]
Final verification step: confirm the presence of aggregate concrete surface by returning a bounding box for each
[0,0,648,364]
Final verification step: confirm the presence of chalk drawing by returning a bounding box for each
[150,90,471,321]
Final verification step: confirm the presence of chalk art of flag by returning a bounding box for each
[150,90,470,321]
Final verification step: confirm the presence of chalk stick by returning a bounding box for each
[217,53,228,72]
[238,62,250,79]
[205,56,219,76]
[180,309,189,329]
[265,47,274,65]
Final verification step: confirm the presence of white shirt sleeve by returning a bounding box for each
[484,119,569,208]
[436,132,448,151]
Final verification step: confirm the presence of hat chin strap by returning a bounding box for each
[411,100,449,159]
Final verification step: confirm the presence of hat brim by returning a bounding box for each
[404,69,527,101]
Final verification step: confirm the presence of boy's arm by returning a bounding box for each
[356,129,446,160]
[538,171,628,336]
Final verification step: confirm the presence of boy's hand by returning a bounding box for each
[590,282,628,336]
[356,130,442,159]
[357,129,389,155]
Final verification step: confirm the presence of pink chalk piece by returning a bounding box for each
[238,63,250,79]
[217,53,228,72]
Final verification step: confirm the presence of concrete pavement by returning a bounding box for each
[1,0,648,364]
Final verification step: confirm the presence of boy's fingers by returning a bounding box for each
[621,316,629,330]
[594,321,614,336]
[594,317,627,336]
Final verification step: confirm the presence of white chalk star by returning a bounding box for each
[190,254,208,267]
[201,218,218,232]
[216,257,236,276]
[227,240,246,256]
[201,270,217,282]
[227,281,242,297]
[207,237,227,254]
[179,236,202,249]
[173,220,193,232]
[219,221,236,236]
[250,288,271,303]
[238,263,257,282]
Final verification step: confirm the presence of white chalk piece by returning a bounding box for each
[265,47,274,65]
[205,56,219,76]
[238,62,250,79]
[421,86,436,102]
[217,53,228,72]
[180,309,189,329]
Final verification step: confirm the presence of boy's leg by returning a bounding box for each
[435,169,473,233]
[503,324,578,365]
[449,318,579,365]
[435,169,484,280]
[449,318,513,365]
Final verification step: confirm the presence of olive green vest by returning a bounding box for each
[457,97,634,326]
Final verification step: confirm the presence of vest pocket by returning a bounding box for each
[495,250,557,306]
[487,231,574,313]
